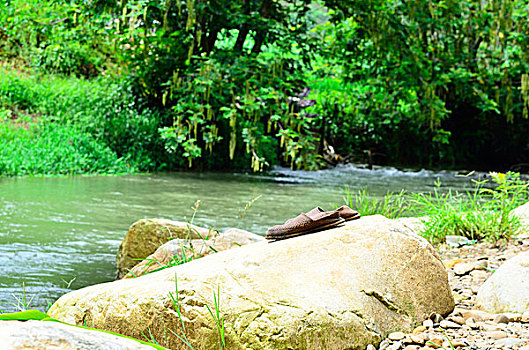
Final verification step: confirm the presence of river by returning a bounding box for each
[0,165,473,312]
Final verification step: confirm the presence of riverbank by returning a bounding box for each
[378,236,529,350]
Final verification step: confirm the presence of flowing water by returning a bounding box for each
[0,165,474,311]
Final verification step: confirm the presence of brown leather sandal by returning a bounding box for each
[306,205,360,221]
[266,211,345,241]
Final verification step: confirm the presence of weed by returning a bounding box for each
[168,274,194,349]
[412,173,528,243]
[344,172,529,244]
[344,186,413,219]
[9,282,35,312]
[426,327,455,350]
[168,274,225,349]
[205,286,226,349]
[238,195,262,219]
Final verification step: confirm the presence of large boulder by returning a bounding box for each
[475,251,529,313]
[393,216,427,233]
[49,215,454,350]
[511,201,529,220]
[116,219,215,278]
[511,202,529,233]
[123,228,265,279]
[0,320,156,349]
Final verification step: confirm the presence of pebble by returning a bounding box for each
[454,262,475,275]
[488,330,508,339]
[462,310,493,322]
[480,323,499,332]
[422,319,434,328]
[413,326,426,334]
[469,270,488,279]
[409,334,425,345]
[465,317,477,328]
[446,235,471,247]
[387,341,402,350]
[439,320,461,329]
[379,339,390,350]
[428,337,443,348]
[403,346,419,350]
[448,316,465,325]
[444,258,463,268]
[388,332,406,341]
[366,345,376,350]
[495,337,526,348]
[494,313,510,324]
[503,312,522,322]
[474,259,488,269]
[522,311,529,323]
[450,340,467,348]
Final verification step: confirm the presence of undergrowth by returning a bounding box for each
[0,66,166,176]
[0,118,132,176]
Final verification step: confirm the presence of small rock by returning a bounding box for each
[451,307,466,316]
[379,339,390,350]
[366,345,376,350]
[495,338,526,348]
[446,235,470,247]
[462,310,493,322]
[465,317,476,327]
[460,289,473,297]
[488,330,508,340]
[442,341,456,349]
[481,323,499,332]
[470,270,488,279]
[522,311,529,322]
[410,334,425,345]
[454,262,475,275]
[474,259,488,269]
[493,314,510,324]
[427,337,443,348]
[429,313,443,323]
[423,319,434,328]
[404,345,420,350]
[450,340,467,348]
[452,292,468,303]
[413,326,427,334]
[439,320,461,329]
[448,316,465,325]
[388,331,406,341]
[503,312,522,322]
[387,341,402,350]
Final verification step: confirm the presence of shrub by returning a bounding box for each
[0,67,166,172]
[0,121,132,176]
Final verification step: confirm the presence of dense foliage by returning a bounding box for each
[316,0,529,167]
[1,0,528,174]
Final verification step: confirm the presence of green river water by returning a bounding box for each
[0,165,472,311]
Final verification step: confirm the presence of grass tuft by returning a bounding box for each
[345,172,529,244]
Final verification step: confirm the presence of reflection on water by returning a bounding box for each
[0,164,474,311]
